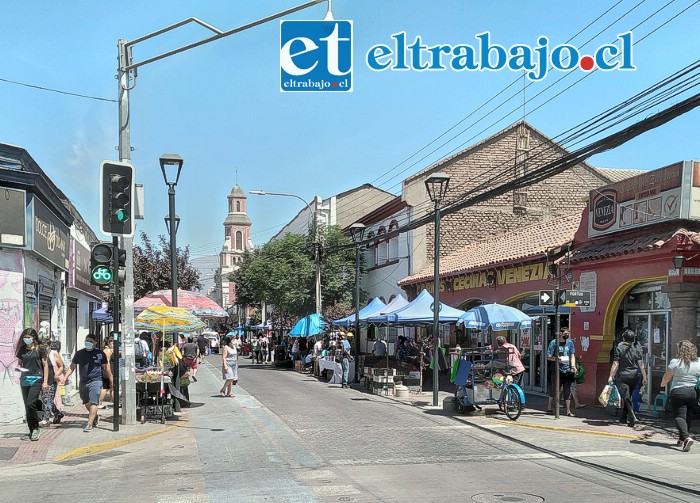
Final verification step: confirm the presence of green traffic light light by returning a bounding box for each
[91,265,113,285]
[115,209,130,222]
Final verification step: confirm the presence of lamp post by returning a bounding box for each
[160,154,184,309]
[250,190,322,314]
[425,173,450,407]
[349,223,366,382]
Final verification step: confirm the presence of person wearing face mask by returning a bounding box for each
[546,328,577,416]
[64,334,112,432]
[608,328,646,427]
[15,328,49,441]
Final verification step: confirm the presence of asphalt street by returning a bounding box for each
[2,354,700,503]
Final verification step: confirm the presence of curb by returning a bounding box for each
[476,415,644,439]
[52,421,181,462]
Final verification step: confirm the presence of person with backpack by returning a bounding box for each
[135,333,149,368]
[661,339,700,451]
[608,328,646,427]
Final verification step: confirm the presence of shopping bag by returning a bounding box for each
[608,384,622,408]
[598,384,613,406]
[450,357,460,383]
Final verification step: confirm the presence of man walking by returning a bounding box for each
[64,334,112,432]
[182,336,199,382]
[340,332,354,388]
[196,333,209,364]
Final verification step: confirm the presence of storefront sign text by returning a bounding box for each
[33,199,69,270]
[417,261,547,294]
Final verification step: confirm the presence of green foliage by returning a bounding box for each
[133,231,202,300]
[231,225,360,323]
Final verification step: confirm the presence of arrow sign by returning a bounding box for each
[539,290,554,306]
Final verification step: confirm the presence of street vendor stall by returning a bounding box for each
[318,357,355,385]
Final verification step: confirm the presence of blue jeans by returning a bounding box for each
[342,357,350,385]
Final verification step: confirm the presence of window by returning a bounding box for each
[377,227,388,264]
[388,220,399,260]
[236,201,241,212]
[366,232,376,267]
[235,231,243,250]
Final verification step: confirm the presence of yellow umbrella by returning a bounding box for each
[134,305,206,400]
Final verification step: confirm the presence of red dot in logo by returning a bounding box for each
[580,56,594,71]
[332,82,339,87]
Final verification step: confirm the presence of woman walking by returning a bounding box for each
[15,328,49,441]
[661,340,700,451]
[48,340,66,424]
[608,329,646,427]
[220,337,238,397]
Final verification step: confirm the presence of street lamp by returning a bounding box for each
[425,172,450,407]
[250,190,322,314]
[349,222,366,381]
[160,154,184,308]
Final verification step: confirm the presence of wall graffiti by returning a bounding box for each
[0,253,24,385]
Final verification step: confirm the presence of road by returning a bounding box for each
[3,353,700,503]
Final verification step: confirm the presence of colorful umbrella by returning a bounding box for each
[134,289,228,318]
[289,313,327,337]
[134,305,206,333]
[457,303,533,330]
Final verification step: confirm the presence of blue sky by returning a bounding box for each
[1,0,699,261]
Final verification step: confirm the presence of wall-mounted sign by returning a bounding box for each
[417,260,548,294]
[588,161,697,238]
[32,198,69,270]
[0,187,26,246]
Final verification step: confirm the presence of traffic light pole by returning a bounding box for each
[114,1,324,425]
[112,236,121,431]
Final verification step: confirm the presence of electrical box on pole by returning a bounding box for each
[100,160,135,237]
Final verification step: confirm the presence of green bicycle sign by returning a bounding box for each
[91,265,113,285]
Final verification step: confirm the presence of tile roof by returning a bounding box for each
[570,228,700,263]
[592,168,648,183]
[400,212,582,285]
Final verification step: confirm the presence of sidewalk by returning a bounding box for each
[367,383,686,443]
[0,396,177,466]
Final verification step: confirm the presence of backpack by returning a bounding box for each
[135,340,145,358]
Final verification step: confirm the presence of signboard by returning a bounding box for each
[564,290,591,307]
[539,290,554,306]
[32,198,69,270]
[578,271,597,313]
[588,161,693,238]
[0,187,26,246]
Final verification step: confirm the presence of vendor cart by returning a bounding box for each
[452,347,526,420]
[136,367,173,424]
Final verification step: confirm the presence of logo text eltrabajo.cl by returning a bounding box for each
[366,31,634,81]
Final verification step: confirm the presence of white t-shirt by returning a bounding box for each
[313,340,323,357]
[668,358,700,390]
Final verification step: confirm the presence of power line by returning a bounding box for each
[0,77,117,103]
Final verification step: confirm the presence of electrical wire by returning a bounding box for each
[0,77,117,102]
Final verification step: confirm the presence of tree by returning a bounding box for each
[133,231,202,300]
[230,225,360,328]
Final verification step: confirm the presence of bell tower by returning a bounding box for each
[220,184,252,311]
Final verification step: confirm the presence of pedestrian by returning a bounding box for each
[608,328,646,427]
[63,334,112,432]
[220,337,238,397]
[291,337,300,364]
[98,338,113,408]
[196,333,209,364]
[373,337,387,357]
[660,340,700,451]
[340,332,354,388]
[182,336,199,382]
[546,328,577,416]
[260,334,269,363]
[49,340,66,424]
[494,336,525,385]
[37,335,57,427]
[135,332,149,368]
[15,328,49,441]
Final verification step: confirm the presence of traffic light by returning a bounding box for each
[100,160,135,237]
[90,242,113,289]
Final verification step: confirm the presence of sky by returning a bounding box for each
[1,0,699,266]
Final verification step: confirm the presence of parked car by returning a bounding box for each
[203,331,220,354]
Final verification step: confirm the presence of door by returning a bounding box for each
[522,316,547,392]
[624,313,669,409]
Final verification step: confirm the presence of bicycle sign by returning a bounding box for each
[91,265,113,286]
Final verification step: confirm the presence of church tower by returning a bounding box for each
[220,184,253,312]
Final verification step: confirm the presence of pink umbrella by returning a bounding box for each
[135,289,228,318]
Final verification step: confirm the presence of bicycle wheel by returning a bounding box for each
[502,384,522,420]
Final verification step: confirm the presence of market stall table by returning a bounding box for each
[318,357,355,384]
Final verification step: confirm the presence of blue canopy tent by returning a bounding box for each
[364,295,410,324]
[289,313,328,337]
[458,303,533,330]
[368,289,465,324]
[332,297,386,327]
